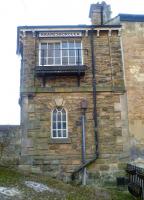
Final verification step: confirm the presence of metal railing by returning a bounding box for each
[126,163,144,199]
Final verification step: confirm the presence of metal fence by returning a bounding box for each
[126,163,144,199]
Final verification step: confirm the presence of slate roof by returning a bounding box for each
[119,14,144,22]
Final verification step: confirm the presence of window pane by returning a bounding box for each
[48,49,54,57]
[48,43,53,49]
[55,58,61,65]
[55,49,60,57]
[41,43,47,50]
[41,44,47,63]
[76,49,82,57]
[69,57,75,65]
[41,58,47,65]
[69,50,75,57]
[75,42,81,48]
[55,43,60,49]
[63,122,66,129]
[53,130,56,137]
[62,50,68,57]
[48,44,54,57]
[63,130,66,137]
[58,130,62,137]
[62,109,66,120]
[41,43,47,47]
[48,58,53,65]
[62,113,66,121]
[58,112,61,121]
[62,42,68,48]
[62,57,68,65]
[58,122,61,129]
[53,122,56,129]
[41,49,47,57]
[76,56,82,64]
[53,111,56,121]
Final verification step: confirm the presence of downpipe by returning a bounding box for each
[71,28,99,183]
[81,113,86,185]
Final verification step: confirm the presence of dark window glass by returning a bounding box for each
[53,130,56,137]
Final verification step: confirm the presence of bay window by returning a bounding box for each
[39,40,82,66]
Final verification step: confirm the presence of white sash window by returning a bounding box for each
[39,41,82,66]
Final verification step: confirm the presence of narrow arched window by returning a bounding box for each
[51,108,68,138]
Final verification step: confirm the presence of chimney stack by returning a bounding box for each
[89,1,111,25]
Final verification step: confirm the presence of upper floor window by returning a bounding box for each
[39,40,82,66]
[51,108,68,138]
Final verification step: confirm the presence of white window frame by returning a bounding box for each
[51,107,68,139]
[39,40,83,66]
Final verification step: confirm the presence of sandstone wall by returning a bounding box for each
[19,29,129,182]
[122,22,144,160]
[0,125,21,166]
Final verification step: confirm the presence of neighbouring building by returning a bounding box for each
[108,14,144,161]
[0,1,144,184]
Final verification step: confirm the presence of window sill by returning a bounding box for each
[48,138,71,144]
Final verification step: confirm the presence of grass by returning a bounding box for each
[0,166,135,200]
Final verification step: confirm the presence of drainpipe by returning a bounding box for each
[90,28,99,157]
[71,28,99,180]
[101,5,104,25]
[81,99,88,185]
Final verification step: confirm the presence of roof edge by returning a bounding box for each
[119,13,144,22]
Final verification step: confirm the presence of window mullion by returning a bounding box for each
[68,41,70,65]
[53,43,55,65]
[81,42,82,65]
[56,109,58,138]
[60,42,62,65]
[74,41,76,65]
[54,43,55,65]
[46,43,48,65]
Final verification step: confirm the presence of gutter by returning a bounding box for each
[72,28,99,180]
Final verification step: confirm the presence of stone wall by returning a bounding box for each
[122,22,144,160]
[0,125,21,166]
[19,28,129,182]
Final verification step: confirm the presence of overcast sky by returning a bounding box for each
[0,0,143,125]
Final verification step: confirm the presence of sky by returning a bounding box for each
[0,0,143,125]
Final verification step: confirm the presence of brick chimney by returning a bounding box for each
[89,1,111,25]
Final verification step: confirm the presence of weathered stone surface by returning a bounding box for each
[122,22,144,160]
[14,8,130,184]
[0,125,20,166]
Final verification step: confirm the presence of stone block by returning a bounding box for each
[114,103,121,111]
[31,166,41,174]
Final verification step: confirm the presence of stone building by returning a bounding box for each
[16,1,129,183]
[0,1,143,184]
[107,13,144,161]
